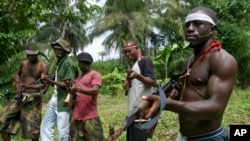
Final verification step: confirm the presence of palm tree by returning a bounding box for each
[0,0,100,99]
[35,18,89,57]
[98,51,107,61]
[33,0,100,56]
[87,0,192,79]
[153,0,188,43]
[88,0,156,59]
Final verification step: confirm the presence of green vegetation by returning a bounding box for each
[1,0,250,100]
[100,87,250,141]
[1,0,250,140]
[2,87,250,141]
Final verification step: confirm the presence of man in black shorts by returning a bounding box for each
[122,39,156,141]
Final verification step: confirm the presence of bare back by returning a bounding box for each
[179,48,238,135]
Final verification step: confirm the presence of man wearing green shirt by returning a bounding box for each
[40,38,78,141]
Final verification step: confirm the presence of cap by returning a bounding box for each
[77,52,93,63]
[50,38,71,53]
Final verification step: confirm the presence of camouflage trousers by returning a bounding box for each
[0,93,42,139]
[69,117,105,141]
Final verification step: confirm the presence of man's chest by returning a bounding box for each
[188,62,210,85]
[22,63,41,78]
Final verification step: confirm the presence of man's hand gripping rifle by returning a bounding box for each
[12,78,51,108]
[38,75,54,94]
[63,78,75,107]
[105,80,181,141]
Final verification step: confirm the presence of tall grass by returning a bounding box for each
[99,92,178,141]
[99,87,250,141]
[2,87,250,141]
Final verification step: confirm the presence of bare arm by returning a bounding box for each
[14,62,23,92]
[129,70,156,87]
[166,51,238,120]
[70,85,100,96]
[45,77,67,88]
[143,51,238,120]
[36,62,49,89]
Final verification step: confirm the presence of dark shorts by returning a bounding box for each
[0,93,42,139]
[177,127,230,141]
[69,117,104,141]
[126,122,147,141]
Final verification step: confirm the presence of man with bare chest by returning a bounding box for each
[0,43,48,141]
[142,6,238,141]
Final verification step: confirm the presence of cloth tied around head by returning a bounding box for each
[25,43,40,55]
[124,42,138,50]
[25,50,39,55]
[185,13,216,25]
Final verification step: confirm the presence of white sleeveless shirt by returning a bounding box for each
[127,60,154,113]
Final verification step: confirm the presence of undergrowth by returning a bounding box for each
[1,87,250,141]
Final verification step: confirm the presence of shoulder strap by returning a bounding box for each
[181,40,222,75]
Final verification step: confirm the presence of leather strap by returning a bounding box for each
[138,83,167,129]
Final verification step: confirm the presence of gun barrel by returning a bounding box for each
[121,107,139,130]
[43,84,50,94]
[155,81,171,95]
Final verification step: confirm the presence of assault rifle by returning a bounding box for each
[124,66,132,96]
[63,78,75,107]
[13,83,23,105]
[12,78,51,107]
[105,80,181,141]
[38,75,54,94]
[9,84,24,109]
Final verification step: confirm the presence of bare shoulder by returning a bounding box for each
[39,60,48,65]
[20,60,28,67]
[22,60,28,64]
[38,60,49,71]
[210,48,238,76]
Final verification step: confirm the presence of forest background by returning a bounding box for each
[0,0,250,140]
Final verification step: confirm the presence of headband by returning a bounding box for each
[25,50,39,55]
[124,43,137,49]
[185,13,216,25]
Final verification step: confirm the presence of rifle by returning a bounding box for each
[11,78,50,108]
[38,75,54,94]
[13,83,23,105]
[105,80,181,141]
[9,84,23,109]
[124,66,132,96]
[63,78,75,107]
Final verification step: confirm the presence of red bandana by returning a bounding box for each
[124,43,137,49]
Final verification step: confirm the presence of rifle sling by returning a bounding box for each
[138,83,167,129]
